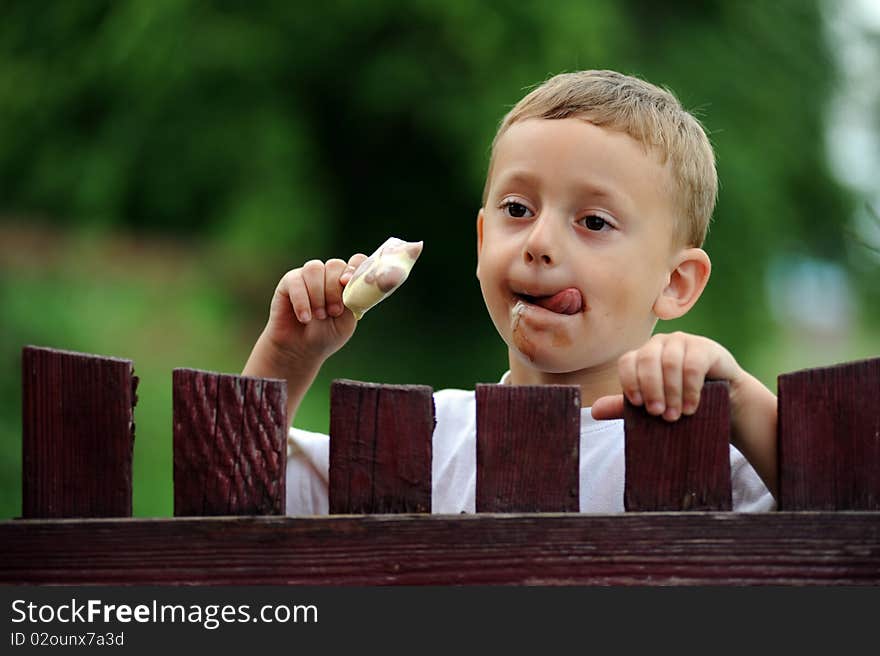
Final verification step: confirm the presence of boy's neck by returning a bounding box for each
[506,355,622,408]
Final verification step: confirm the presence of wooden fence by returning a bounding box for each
[2,345,879,585]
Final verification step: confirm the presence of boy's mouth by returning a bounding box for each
[514,288,584,315]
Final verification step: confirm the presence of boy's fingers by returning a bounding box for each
[340,253,368,285]
[285,270,312,323]
[301,260,327,320]
[324,258,348,317]
[635,337,665,416]
[660,336,685,421]
[591,394,624,420]
[349,253,368,268]
[617,351,641,406]
[681,348,710,415]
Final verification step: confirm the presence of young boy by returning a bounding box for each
[243,70,778,514]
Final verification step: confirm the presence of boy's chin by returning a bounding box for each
[508,344,582,374]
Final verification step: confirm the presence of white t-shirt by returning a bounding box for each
[286,376,776,515]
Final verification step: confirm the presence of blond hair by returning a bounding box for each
[482,70,717,247]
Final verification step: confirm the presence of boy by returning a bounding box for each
[243,70,778,514]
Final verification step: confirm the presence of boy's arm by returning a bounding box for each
[243,332,323,430]
[592,332,778,498]
[242,254,367,427]
[726,368,778,498]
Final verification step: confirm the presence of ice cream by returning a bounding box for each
[342,237,423,320]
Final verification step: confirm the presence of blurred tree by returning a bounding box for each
[0,1,853,366]
[615,0,855,356]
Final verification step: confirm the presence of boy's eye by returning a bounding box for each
[501,201,533,219]
[582,215,609,231]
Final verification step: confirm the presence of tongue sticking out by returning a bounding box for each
[533,288,583,315]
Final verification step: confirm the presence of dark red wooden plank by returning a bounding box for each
[778,357,880,510]
[624,380,732,511]
[475,384,580,512]
[21,346,137,518]
[2,513,879,585]
[173,369,287,516]
[329,380,434,514]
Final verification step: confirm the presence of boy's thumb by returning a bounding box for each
[591,394,624,420]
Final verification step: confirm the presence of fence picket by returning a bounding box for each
[475,384,580,512]
[624,380,732,511]
[173,369,287,516]
[329,379,434,514]
[21,346,137,518]
[778,357,880,510]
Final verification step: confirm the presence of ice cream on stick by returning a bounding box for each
[342,237,423,320]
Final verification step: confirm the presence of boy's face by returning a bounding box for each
[477,117,682,375]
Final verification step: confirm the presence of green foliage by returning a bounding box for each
[0,0,873,518]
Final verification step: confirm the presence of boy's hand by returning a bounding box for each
[591,331,779,498]
[244,253,369,426]
[263,254,368,363]
[591,332,741,422]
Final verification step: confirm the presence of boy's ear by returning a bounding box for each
[652,248,712,320]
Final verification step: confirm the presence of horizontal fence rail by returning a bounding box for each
[5,345,880,585]
[2,514,879,586]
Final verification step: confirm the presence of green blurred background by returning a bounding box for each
[2,0,878,518]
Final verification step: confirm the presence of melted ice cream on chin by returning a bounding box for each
[511,300,535,361]
[342,237,423,319]
[510,295,579,362]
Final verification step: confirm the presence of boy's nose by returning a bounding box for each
[523,215,559,266]
[524,248,553,265]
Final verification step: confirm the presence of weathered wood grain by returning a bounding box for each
[21,346,137,518]
[625,381,732,511]
[476,384,580,512]
[778,357,880,510]
[173,369,287,516]
[2,513,879,585]
[329,380,434,514]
